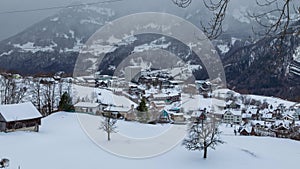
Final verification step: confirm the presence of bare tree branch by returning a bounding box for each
[172,0,230,39]
[172,0,299,43]
[172,0,192,8]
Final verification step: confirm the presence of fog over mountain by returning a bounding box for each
[0,0,263,41]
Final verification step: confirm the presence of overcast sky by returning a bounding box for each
[0,0,289,41]
[0,0,98,40]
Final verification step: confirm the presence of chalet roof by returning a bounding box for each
[74,102,100,108]
[103,106,131,112]
[252,120,265,126]
[0,102,42,122]
[246,108,258,114]
[262,113,273,119]
[97,88,137,107]
[240,125,252,133]
[242,113,252,118]
[224,110,241,116]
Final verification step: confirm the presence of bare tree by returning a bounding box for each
[0,74,27,104]
[100,114,117,141]
[250,0,300,37]
[32,78,42,111]
[173,0,230,39]
[173,0,300,41]
[172,0,192,8]
[41,79,56,116]
[182,114,224,159]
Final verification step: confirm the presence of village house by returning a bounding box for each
[152,92,181,103]
[225,100,242,110]
[260,108,274,121]
[0,102,42,132]
[282,114,295,122]
[74,102,100,115]
[239,125,256,136]
[195,80,212,98]
[102,105,132,119]
[295,107,300,120]
[158,109,172,123]
[160,107,185,124]
[223,110,242,124]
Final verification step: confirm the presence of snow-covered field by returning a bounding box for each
[1,112,299,169]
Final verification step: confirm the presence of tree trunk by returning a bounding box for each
[203,147,207,159]
[107,117,111,141]
[203,141,207,159]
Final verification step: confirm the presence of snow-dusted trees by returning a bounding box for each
[100,114,117,141]
[182,114,224,159]
[0,74,27,104]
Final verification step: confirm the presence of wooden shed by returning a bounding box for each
[0,102,42,132]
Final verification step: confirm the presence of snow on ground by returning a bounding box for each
[0,50,13,57]
[72,84,137,107]
[13,42,57,53]
[217,44,230,54]
[1,112,299,169]
[213,88,296,107]
[247,94,296,107]
[181,94,225,112]
[50,17,59,22]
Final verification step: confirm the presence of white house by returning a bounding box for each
[223,110,242,124]
[74,102,100,114]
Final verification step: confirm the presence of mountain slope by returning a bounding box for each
[0,5,115,74]
[223,21,300,101]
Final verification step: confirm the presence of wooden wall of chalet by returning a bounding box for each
[0,118,41,132]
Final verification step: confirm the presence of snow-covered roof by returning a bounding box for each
[240,124,252,133]
[246,108,258,115]
[97,88,137,107]
[262,113,273,119]
[104,106,131,112]
[74,102,100,108]
[224,110,241,116]
[152,101,166,105]
[252,120,265,126]
[153,92,180,99]
[242,113,252,118]
[191,111,203,117]
[0,102,42,122]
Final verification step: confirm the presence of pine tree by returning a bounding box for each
[182,114,224,159]
[58,92,74,112]
[137,97,148,112]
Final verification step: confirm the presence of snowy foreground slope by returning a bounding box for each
[1,112,299,169]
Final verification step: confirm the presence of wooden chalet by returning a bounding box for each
[0,102,42,132]
[239,125,256,136]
